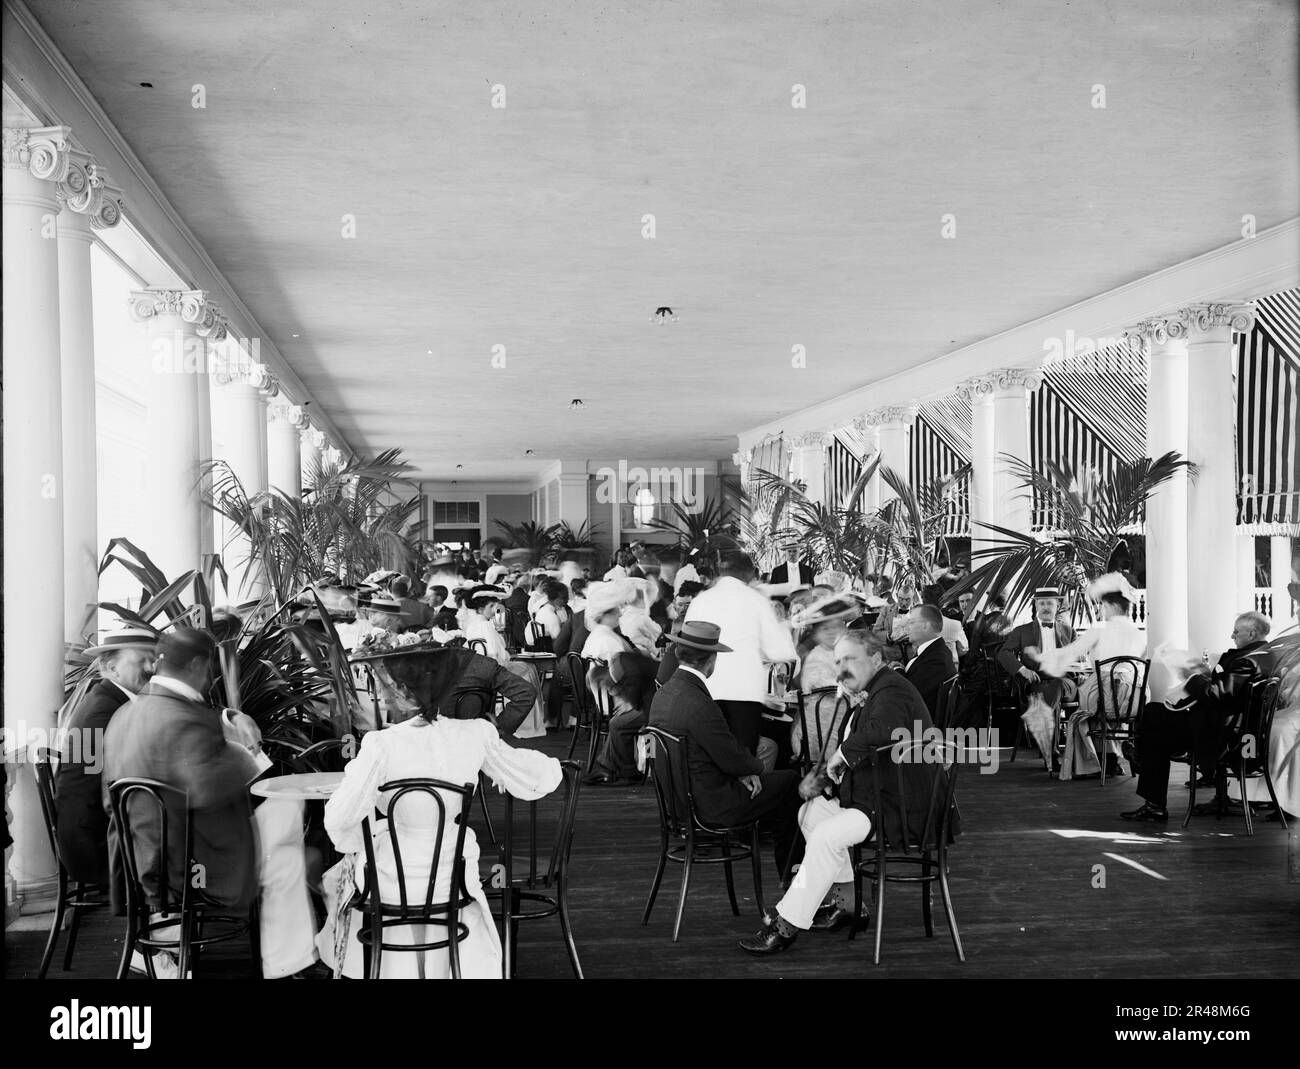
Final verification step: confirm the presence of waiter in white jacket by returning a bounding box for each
[685,550,797,766]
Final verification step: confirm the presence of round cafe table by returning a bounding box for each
[251,771,345,800]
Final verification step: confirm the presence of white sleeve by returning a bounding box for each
[323,731,386,855]
[480,721,563,800]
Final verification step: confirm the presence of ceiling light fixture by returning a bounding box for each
[524,449,535,456]
[569,398,584,410]
[291,333,300,338]
[455,464,463,469]
[651,306,678,324]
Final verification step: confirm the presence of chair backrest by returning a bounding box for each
[766,660,794,695]
[262,737,308,777]
[1094,656,1150,726]
[640,726,697,833]
[857,739,962,854]
[935,674,960,730]
[467,638,489,657]
[31,747,63,863]
[503,609,526,653]
[794,687,846,767]
[295,738,348,773]
[1240,677,1282,777]
[523,617,552,653]
[452,686,497,723]
[361,778,475,914]
[108,777,191,919]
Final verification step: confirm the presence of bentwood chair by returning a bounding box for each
[109,777,260,979]
[1085,656,1150,785]
[1184,677,1281,837]
[349,778,477,979]
[848,740,988,965]
[564,652,609,773]
[934,674,960,731]
[32,749,108,978]
[1246,678,1289,829]
[454,686,500,846]
[485,761,584,979]
[639,727,765,942]
[792,687,848,772]
[980,647,1028,762]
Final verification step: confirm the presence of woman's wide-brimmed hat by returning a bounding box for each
[83,625,159,659]
[789,592,866,630]
[665,620,733,654]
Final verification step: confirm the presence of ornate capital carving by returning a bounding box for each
[864,404,918,428]
[956,375,997,403]
[787,431,830,450]
[322,445,343,466]
[990,367,1044,394]
[214,358,274,390]
[302,427,326,450]
[57,148,123,229]
[128,289,227,340]
[2,125,73,181]
[1127,302,1254,349]
[267,401,308,429]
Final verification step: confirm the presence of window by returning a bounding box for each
[432,500,480,526]
[633,487,656,526]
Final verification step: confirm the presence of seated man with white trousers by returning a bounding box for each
[740,629,951,954]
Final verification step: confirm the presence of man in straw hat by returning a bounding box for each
[649,620,801,877]
[55,626,157,887]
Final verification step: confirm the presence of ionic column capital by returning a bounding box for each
[57,147,124,230]
[303,427,326,449]
[989,367,1044,395]
[2,125,73,181]
[956,374,998,403]
[214,358,273,391]
[128,289,228,340]
[322,445,343,466]
[787,430,830,450]
[864,404,918,429]
[267,401,308,429]
[1126,302,1254,350]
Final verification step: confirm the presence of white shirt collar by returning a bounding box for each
[678,665,710,686]
[914,636,940,658]
[149,675,205,703]
[107,679,136,702]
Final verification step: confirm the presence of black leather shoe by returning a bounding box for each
[810,904,855,933]
[1120,802,1169,822]
[739,920,797,955]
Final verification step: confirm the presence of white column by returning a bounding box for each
[1127,317,1190,690]
[1183,303,1255,658]
[213,362,272,598]
[56,156,123,640]
[558,465,589,529]
[869,405,917,504]
[267,401,305,499]
[3,126,71,892]
[958,376,997,559]
[301,425,324,491]
[130,289,227,583]
[788,431,830,505]
[990,368,1043,537]
[851,419,882,511]
[1235,536,1258,617]
[1272,536,1296,628]
[196,349,216,559]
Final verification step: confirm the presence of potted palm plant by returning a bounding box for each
[493,519,559,568]
[945,451,1196,625]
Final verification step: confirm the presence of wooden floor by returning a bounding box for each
[7,732,1299,980]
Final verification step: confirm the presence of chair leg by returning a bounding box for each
[749,825,765,917]
[565,717,582,762]
[368,910,383,980]
[721,838,740,917]
[873,856,886,966]
[672,835,694,943]
[450,913,463,980]
[641,836,668,926]
[848,856,863,942]
[938,853,965,963]
[557,870,584,979]
[63,890,86,971]
[478,775,497,846]
[249,899,263,979]
[176,912,193,981]
[1182,763,1197,828]
[37,870,68,980]
[921,858,934,938]
[1240,778,1254,838]
[115,912,137,981]
[502,886,516,980]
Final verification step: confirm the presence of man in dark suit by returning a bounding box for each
[56,628,157,886]
[434,647,537,734]
[424,585,459,630]
[768,547,815,588]
[741,628,955,954]
[996,587,1076,709]
[102,629,260,917]
[901,605,957,723]
[648,621,800,875]
[1122,612,1274,822]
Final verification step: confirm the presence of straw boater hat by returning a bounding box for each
[1032,587,1063,601]
[788,592,867,631]
[84,625,159,659]
[665,620,733,654]
[365,596,406,615]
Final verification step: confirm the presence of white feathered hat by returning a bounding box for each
[584,579,636,624]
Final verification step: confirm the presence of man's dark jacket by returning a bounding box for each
[56,680,130,885]
[904,638,957,722]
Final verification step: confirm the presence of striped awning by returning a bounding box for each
[1237,290,1300,532]
[747,434,790,510]
[828,432,863,507]
[910,411,970,536]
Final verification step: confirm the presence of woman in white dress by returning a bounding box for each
[618,578,663,654]
[317,713,561,978]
